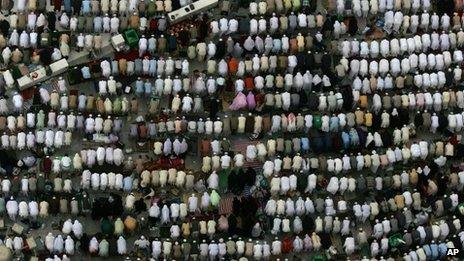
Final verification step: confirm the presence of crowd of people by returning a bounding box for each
[0,0,463,260]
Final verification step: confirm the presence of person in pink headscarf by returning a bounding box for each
[247,92,256,110]
[229,92,247,110]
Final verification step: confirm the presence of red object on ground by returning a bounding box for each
[20,87,35,100]
[114,49,152,61]
[281,236,294,253]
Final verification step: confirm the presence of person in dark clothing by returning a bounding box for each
[215,39,226,59]
[178,29,191,47]
[308,92,319,111]
[80,233,90,253]
[37,0,47,11]
[305,51,315,71]
[301,0,317,13]
[244,167,256,186]
[238,17,250,35]
[134,198,147,213]
[47,12,56,31]
[0,19,9,36]
[108,193,124,217]
[322,15,334,33]
[167,34,177,53]
[295,52,306,73]
[347,16,358,35]
[39,48,53,65]
[197,14,209,42]
[299,90,308,107]
[321,52,332,75]
[209,98,220,119]
[72,0,82,15]
[436,0,455,15]
[171,0,180,10]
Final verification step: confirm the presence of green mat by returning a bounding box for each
[124,29,139,49]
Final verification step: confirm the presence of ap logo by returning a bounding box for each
[447,248,460,256]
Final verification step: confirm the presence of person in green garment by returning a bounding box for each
[36,173,45,194]
[218,169,230,193]
[74,192,83,214]
[210,190,221,207]
[389,233,404,249]
[312,254,327,261]
[113,97,122,114]
[101,217,114,236]
[313,114,322,129]
[0,198,5,215]
[458,203,464,215]
[147,0,156,17]
[99,238,110,257]
[76,191,91,214]
[258,174,268,189]
[283,0,292,11]
[36,110,45,129]
[291,0,300,11]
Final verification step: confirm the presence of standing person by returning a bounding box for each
[139,35,147,57]
[1,0,12,13]
[64,0,71,14]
